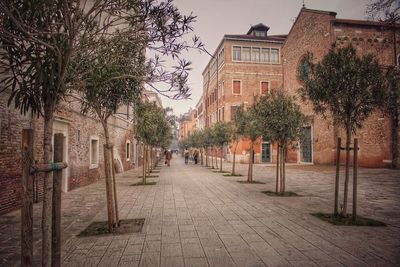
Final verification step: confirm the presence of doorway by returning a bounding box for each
[52,120,69,192]
[261,142,271,163]
[300,126,312,163]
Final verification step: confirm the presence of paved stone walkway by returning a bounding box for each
[1,158,400,266]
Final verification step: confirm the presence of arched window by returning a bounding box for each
[299,55,311,82]
[397,54,400,66]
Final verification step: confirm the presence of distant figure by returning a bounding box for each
[165,150,172,167]
[193,149,199,164]
[184,148,189,164]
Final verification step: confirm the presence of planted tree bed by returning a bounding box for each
[131,181,157,186]
[262,191,299,197]
[311,213,386,226]
[78,218,145,237]
[237,180,265,184]
[223,173,243,177]
[138,175,159,178]
[213,171,230,173]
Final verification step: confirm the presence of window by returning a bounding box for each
[221,81,224,96]
[90,136,99,169]
[261,48,270,62]
[397,54,400,65]
[252,47,260,62]
[232,45,279,64]
[233,80,241,95]
[218,48,225,65]
[126,141,131,160]
[242,47,251,61]
[254,30,266,37]
[299,55,311,82]
[231,105,240,121]
[133,139,137,163]
[260,81,269,95]
[221,107,225,121]
[233,46,241,61]
[270,48,279,63]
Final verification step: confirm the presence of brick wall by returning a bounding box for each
[282,8,399,167]
[0,93,138,215]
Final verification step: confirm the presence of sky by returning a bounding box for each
[156,0,371,117]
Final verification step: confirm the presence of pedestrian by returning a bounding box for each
[165,150,172,167]
[193,149,199,164]
[184,148,189,164]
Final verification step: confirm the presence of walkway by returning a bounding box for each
[1,158,399,266]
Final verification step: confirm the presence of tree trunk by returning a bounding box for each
[247,141,254,182]
[342,126,352,217]
[282,143,286,193]
[102,121,116,232]
[280,146,283,193]
[334,138,341,216]
[200,149,203,165]
[215,147,218,169]
[232,141,238,175]
[143,144,147,185]
[220,146,223,172]
[52,134,64,267]
[352,138,359,222]
[205,147,208,167]
[21,129,34,267]
[391,112,399,169]
[276,142,280,193]
[42,108,55,267]
[211,147,214,169]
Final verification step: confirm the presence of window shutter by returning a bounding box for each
[233,81,241,94]
[261,82,268,95]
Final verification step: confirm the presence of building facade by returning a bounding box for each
[282,8,400,167]
[202,23,286,163]
[0,89,161,214]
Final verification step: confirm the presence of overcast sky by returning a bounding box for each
[156,0,371,117]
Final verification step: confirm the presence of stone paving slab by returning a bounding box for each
[0,158,400,266]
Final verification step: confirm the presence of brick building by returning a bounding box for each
[282,8,400,167]
[178,108,197,141]
[201,23,286,163]
[0,90,161,214]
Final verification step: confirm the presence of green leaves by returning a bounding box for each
[135,101,172,148]
[71,29,146,119]
[253,91,307,145]
[300,45,385,133]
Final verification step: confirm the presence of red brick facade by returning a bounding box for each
[282,8,400,167]
[201,24,286,163]
[0,92,141,214]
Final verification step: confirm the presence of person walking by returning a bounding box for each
[165,149,172,167]
[184,148,189,164]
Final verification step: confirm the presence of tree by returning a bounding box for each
[212,122,231,172]
[229,106,247,175]
[253,91,307,194]
[240,107,263,182]
[202,127,213,167]
[300,45,385,217]
[72,29,145,232]
[1,0,204,263]
[135,102,171,184]
[0,1,109,264]
[366,0,399,24]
